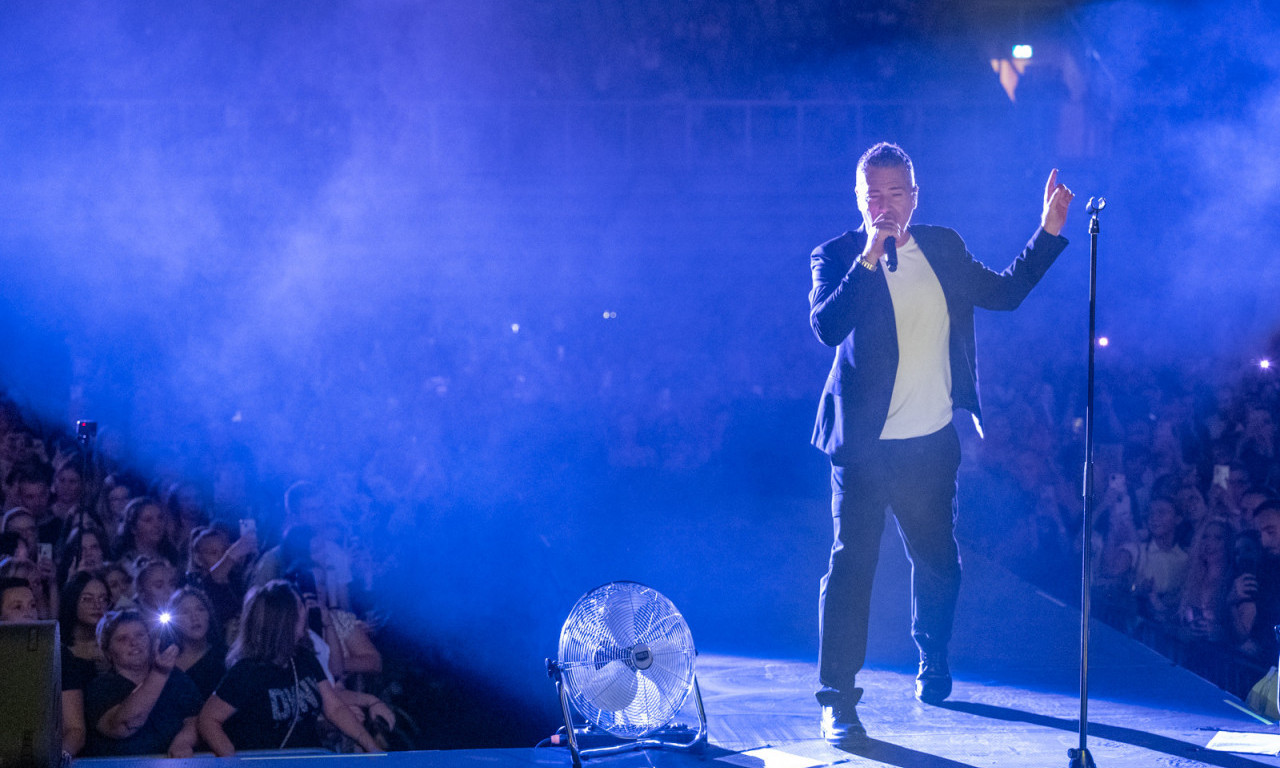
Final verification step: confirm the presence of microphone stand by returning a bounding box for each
[1069,197,1106,768]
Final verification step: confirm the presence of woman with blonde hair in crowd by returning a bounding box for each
[198,580,380,755]
[132,557,178,624]
[1178,517,1234,645]
[0,554,55,618]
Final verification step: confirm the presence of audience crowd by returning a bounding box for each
[5,328,1280,760]
[963,348,1280,702]
[0,401,397,758]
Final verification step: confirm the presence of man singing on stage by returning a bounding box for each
[808,142,1074,747]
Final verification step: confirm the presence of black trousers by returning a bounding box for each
[817,423,963,704]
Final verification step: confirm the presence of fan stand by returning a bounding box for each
[546,659,708,768]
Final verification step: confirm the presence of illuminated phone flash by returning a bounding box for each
[1261,359,1272,370]
[1097,336,1110,348]
[158,612,172,624]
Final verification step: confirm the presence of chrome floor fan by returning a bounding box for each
[546,581,706,767]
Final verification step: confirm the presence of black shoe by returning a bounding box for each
[915,652,952,704]
[820,689,867,749]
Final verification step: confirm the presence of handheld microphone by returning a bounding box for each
[884,236,898,273]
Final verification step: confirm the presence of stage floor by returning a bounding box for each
[79,537,1280,767]
[689,538,1280,767]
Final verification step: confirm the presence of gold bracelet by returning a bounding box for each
[857,256,877,272]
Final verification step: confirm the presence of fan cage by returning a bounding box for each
[558,582,697,739]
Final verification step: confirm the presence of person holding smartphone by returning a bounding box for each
[250,483,354,614]
[1231,501,1280,662]
[167,586,227,700]
[1092,473,1141,627]
[83,610,202,757]
[0,508,56,618]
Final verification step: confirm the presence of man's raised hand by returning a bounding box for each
[1041,168,1074,236]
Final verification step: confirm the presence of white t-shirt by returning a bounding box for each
[880,236,953,439]
[1135,539,1189,597]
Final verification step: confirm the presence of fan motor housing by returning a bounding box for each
[630,644,653,670]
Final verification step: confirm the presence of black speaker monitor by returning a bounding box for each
[0,621,61,768]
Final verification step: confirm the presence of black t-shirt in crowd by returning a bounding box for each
[83,668,202,756]
[36,514,62,546]
[181,571,242,631]
[1251,554,1280,658]
[183,646,227,701]
[61,646,98,691]
[215,647,327,750]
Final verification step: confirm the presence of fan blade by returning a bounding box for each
[648,635,690,658]
[575,659,639,712]
[638,638,693,694]
[640,609,687,639]
[632,674,665,722]
[603,591,639,647]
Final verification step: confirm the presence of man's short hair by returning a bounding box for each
[1151,473,1181,502]
[5,460,52,489]
[0,576,31,599]
[857,142,915,185]
[96,609,147,655]
[284,481,321,520]
[1255,499,1280,520]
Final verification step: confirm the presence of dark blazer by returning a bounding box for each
[809,224,1068,465]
